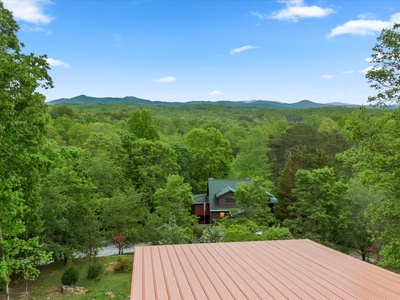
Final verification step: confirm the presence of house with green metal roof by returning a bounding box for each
[193,178,277,224]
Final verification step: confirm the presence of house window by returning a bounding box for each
[219,212,225,218]
[225,198,235,204]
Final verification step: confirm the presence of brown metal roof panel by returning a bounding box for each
[209,242,297,300]
[256,242,358,300]
[131,247,143,300]
[188,244,237,299]
[131,240,400,300]
[142,246,157,299]
[172,244,211,300]
[158,246,184,300]
[244,241,341,300]
[263,241,363,299]
[205,244,265,299]
[299,241,400,293]
[180,244,223,300]
[227,242,327,300]
[276,240,400,299]
[150,246,170,300]
[305,240,400,294]
[163,245,197,300]
[275,240,386,299]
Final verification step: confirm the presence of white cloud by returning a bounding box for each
[328,13,400,37]
[208,90,223,96]
[322,74,333,79]
[153,76,176,83]
[250,11,268,19]
[46,58,70,68]
[3,0,53,25]
[268,0,334,22]
[341,70,355,74]
[229,45,257,55]
[359,66,375,74]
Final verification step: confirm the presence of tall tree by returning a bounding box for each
[153,175,197,228]
[229,127,271,180]
[127,109,160,141]
[274,147,309,221]
[0,4,52,297]
[341,108,400,270]
[232,177,277,227]
[268,123,321,181]
[284,168,349,246]
[366,23,400,107]
[41,164,101,264]
[128,139,179,196]
[342,180,377,261]
[186,127,233,193]
[102,188,149,250]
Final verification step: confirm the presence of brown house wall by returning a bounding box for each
[194,204,209,216]
[217,192,236,209]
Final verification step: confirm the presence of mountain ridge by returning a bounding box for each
[47,94,362,109]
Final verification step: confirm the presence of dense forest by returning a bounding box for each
[2,2,400,298]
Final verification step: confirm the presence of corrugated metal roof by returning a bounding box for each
[131,239,400,300]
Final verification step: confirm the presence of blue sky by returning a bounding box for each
[4,0,400,104]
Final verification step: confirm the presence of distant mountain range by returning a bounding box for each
[47,94,363,109]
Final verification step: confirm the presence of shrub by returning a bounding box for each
[222,224,263,242]
[114,257,133,273]
[263,227,293,241]
[61,265,80,286]
[87,262,104,281]
[201,225,224,243]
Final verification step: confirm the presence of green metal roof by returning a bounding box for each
[208,178,251,212]
[215,186,235,198]
[193,193,207,204]
[267,192,278,204]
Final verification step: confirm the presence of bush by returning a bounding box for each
[114,257,133,273]
[87,262,104,280]
[262,227,293,241]
[61,265,80,286]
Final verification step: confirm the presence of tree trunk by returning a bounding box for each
[25,279,29,300]
[361,250,366,262]
[0,226,10,300]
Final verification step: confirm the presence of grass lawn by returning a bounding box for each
[8,255,133,299]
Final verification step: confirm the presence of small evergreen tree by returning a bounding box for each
[61,265,80,286]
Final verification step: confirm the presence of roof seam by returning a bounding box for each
[212,242,272,299]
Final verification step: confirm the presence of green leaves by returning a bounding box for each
[153,175,196,228]
[186,127,232,193]
[127,109,159,141]
[285,168,348,245]
[0,3,53,292]
[366,23,400,107]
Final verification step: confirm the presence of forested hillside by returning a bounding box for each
[48,94,361,109]
[43,102,388,258]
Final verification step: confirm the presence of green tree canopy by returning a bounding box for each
[102,188,149,248]
[186,127,233,193]
[232,177,277,227]
[153,175,197,228]
[284,168,349,246]
[127,109,160,141]
[128,139,179,195]
[341,108,400,270]
[366,23,400,107]
[0,3,52,296]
